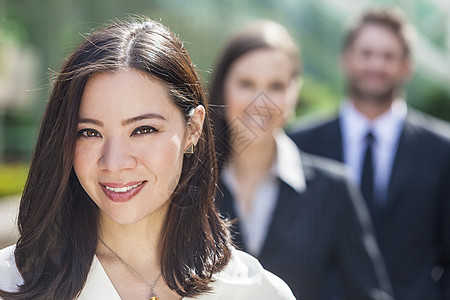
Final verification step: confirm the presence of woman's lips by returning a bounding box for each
[99,181,147,203]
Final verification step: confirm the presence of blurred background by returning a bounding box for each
[0,0,449,200]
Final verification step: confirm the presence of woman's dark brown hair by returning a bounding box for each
[0,17,231,299]
[209,20,301,170]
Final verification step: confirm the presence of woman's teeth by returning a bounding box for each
[104,182,143,193]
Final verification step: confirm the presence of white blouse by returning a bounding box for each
[0,245,295,299]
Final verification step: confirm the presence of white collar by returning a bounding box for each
[82,249,295,300]
[341,98,407,144]
[222,130,306,194]
[79,255,121,299]
[274,129,306,193]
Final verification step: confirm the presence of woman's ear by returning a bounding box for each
[186,105,205,147]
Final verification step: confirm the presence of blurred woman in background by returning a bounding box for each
[210,20,393,300]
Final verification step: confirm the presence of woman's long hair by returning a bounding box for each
[209,20,301,170]
[0,18,231,299]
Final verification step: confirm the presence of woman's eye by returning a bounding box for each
[269,82,286,92]
[78,129,101,138]
[132,126,158,136]
[237,79,254,89]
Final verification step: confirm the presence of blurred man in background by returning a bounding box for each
[290,7,450,300]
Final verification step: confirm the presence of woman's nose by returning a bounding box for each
[98,138,137,172]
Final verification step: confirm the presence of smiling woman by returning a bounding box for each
[0,18,295,300]
[74,70,191,226]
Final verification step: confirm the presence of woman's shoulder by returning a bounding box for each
[0,245,22,292]
[194,248,296,299]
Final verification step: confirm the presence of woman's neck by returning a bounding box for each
[95,207,182,299]
[96,209,166,267]
[229,134,277,183]
[227,134,277,217]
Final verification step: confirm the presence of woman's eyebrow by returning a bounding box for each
[78,118,103,126]
[77,113,166,127]
[121,113,166,126]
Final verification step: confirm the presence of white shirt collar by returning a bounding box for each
[222,130,306,194]
[81,249,295,300]
[273,129,307,193]
[339,98,407,192]
[341,98,407,144]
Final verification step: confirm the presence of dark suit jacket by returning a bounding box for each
[289,109,450,300]
[216,152,393,300]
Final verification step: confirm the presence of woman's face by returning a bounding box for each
[73,69,201,225]
[223,49,299,140]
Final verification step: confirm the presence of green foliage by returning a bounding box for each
[406,73,450,122]
[0,1,31,48]
[1,110,37,162]
[295,76,341,118]
[416,87,450,122]
[0,164,28,198]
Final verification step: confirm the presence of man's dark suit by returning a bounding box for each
[289,109,450,300]
[216,152,392,300]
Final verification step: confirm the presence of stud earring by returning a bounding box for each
[184,144,194,157]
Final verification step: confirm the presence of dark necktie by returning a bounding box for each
[361,132,375,205]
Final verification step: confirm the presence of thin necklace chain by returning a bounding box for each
[99,238,161,298]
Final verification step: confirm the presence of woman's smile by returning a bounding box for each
[100,181,148,202]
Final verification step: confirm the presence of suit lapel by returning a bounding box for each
[326,118,344,162]
[217,153,313,259]
[218,177,308,260]
[258,156,314,261]
[385,118,419,210]
[258,180,291,259]
[216,181,246,251]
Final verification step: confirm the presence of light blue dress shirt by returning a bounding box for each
[340,99,407,203]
